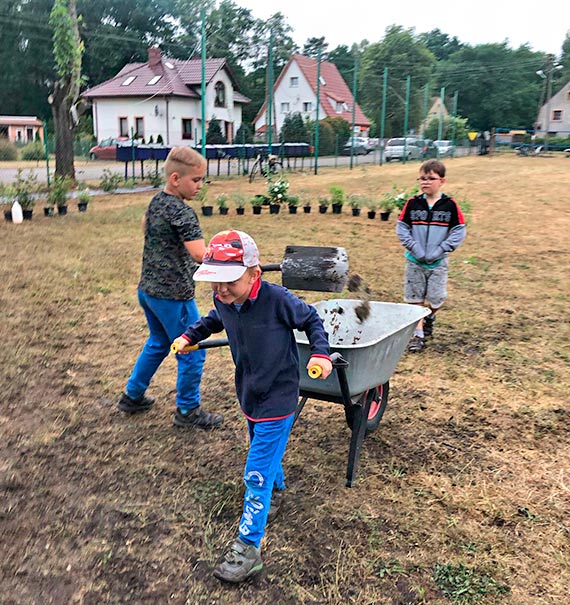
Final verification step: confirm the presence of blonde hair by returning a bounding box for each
[164,147,206,178]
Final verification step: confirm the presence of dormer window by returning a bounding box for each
[215,81,226,107]
[147,75,162,85]
[122,76,136,86]
[336,102,343,113]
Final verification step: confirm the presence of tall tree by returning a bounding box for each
[327,45,355,88]
[418,29,463,61]
[558,30,570,85]
[48,0,85,179]
[360,26,436,138]
[302,36,328,60]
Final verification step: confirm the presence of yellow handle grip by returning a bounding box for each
[308,365,322,379]
[171,342,198,354]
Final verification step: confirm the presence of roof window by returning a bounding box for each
[147,75,162,85]
[122,76,136,86]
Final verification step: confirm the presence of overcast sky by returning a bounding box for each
[235,0,569,57]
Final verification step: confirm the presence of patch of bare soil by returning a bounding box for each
[1,156,569,604]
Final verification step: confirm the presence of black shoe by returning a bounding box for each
[267,489,285,524]
[407,335,425,353]
[118,392,155,414]
[173,406,223,429]
[423,313,436,338]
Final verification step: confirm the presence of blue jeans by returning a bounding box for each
[238,414,295,547]
[126,289,206,412]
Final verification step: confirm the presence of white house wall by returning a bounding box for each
[535,82,570,135]
[255,60,323,134]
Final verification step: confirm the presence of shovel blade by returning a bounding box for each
[281,245,349,292]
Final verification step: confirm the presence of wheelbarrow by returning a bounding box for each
[294,299,430,487]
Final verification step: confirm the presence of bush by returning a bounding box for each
[20,141,45,161]
[100,169,123,192]
[0,139,18,161]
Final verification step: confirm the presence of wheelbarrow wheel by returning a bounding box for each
[344,382,389,435]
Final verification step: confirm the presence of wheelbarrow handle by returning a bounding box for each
[308,353,348,379]
[260,263,282,272]
[171,337,229,354]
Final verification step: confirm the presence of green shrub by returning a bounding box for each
[0,139,18,161]
[47,175,71,208]
[14,168,38,209]
[100,169,123,192]
[329,185,345,206]
[20,141,45,161]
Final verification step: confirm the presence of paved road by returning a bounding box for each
[0,148,473,185]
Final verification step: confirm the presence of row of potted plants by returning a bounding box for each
[1,169,93,221]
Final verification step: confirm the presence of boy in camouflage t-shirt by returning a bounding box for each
[118,147,223,429]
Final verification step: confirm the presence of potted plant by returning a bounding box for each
[318,196,330,214]
[250,195,265,215]
[77,188,91,212]
[366,201,377,220]
[379,196,395,221]
[286,195,299,214]
[14,168,38,220]
[43,196,55,217]
[196,184,213,216]
[348,194,362,217]
[234,194,246,215]
[48,175,71,216]
[329,185,345,214]
[268,178,289,214]
[301,195,312,214]
[216,193,229,215]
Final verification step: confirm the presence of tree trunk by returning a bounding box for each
[50,81,75,180]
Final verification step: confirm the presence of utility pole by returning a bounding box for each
[379,67,388,165]
[438,87,445,141]
[403,75,411,163]
[314,47,322,175]
[350,54,358,170]
[267,28,274,150]
[200,7,206,157]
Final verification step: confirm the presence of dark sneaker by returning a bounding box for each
[407,335,425,353]
[267,489,285,524]
[173,406,223,429]
[423,313,436,338]
[213,538,263,583]
[118,392,155,414]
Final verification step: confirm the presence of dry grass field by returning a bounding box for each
[1,155,569,605]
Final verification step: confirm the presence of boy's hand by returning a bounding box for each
[307,356,332,380]
[171,336,196,355]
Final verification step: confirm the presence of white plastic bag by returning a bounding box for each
[11,200,23,224]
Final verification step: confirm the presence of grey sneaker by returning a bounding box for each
[267,489,285,524]
[118,392,155,414]
[407,335,425,352]
[173,406,223,429]
[213,538,263,583]
[423,313,436,338]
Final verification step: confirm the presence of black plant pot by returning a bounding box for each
[303,206,311,214]
[4,210,12,222]
[23,209,33,220]
[380,211,391,221]
[78,202,88,212]
[351,208,361,217]
[367,211,376,219]
[319,206,328,214]
[219,207,229,215]
[332,204,343,214]
[269,204,281,215]
[236,207,245,215]
[57,205,68,216]
[44,207,54,217]
[201,206,213,216]
[252,206,262,215]
[288,205,298,214]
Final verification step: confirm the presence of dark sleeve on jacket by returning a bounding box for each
[183,304,224,344]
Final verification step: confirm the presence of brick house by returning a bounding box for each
[0,116,44,144]
[82,47,250,146]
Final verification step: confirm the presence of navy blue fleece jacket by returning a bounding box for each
[183,279,330,421]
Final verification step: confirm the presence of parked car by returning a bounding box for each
[433,140,456,157]
[384,137,424,162]
[341,137,370,156]
[88,137,129,160]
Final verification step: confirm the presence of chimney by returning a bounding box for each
[148,46,162,68]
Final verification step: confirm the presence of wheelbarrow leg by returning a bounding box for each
[345,395,372,487]
[293,396,308,426]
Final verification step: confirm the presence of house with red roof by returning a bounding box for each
[0,116,44,144]
[253,54,371,140]
[82,47,250,146]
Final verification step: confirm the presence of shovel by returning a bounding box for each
[261,245,349,293]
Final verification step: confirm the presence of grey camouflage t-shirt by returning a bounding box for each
[138,191,203,300]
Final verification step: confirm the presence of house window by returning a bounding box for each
[147,75,162,85]
[281,102,290,113]
[552,110,562,121]
[290,77,298,87]
[336,102,343,113]
[26,128,34,141]
[119,117,128,137]
[303,102,312,112]
[214,81,226,107]
[135,117,144,138]
[182,118,193,140]
[122,76,136,86]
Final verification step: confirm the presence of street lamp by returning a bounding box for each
[536,63,564,152]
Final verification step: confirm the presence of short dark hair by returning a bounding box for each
[420,160,446,177]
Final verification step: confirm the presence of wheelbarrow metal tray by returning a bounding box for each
[295,300,430,397]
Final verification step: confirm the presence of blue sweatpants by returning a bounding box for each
[238,414,296,548]
[126,289,206,412]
